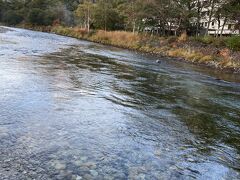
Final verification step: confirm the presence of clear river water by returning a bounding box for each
[0,27,240,180]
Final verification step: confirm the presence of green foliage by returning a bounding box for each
[225,36,240,51]
[73,0,124,31]
[167,36,178,44]
[193,36,240,50]
[212,37,226,47]
[75,1,95,30]
[28,8,46,25]
[0,0,3,21]
[0,0,76,26]
[28,8,58,26]
[3,10,24,25]
[93,7,124,30]
[63,0,80,11]
[193,36,227,48]
[196,36,215,44]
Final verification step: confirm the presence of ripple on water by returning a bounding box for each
[0,27,240,179]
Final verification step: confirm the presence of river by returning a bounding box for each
[0,27,240,179]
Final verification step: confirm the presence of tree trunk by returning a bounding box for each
[87,4,90,32]
[205,0,216,36]
[132,20,136,34]
[220,18,227,37]
[196,0,202,37]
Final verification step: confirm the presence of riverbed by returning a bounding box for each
[0,27,240,179]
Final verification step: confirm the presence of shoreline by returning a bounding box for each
[0,26,13,33]
[3,25,240,73]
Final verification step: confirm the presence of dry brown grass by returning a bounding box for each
[167,48,214,63]
[90,30,140,48]
[73,27,89,37]
[51,26,89,39]
[218,58,239,68]
[199,55,214,63]
[49,26,240,71]
[178,32,188,42]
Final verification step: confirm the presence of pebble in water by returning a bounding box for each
[187,158,195,162]
[51,160,66,170]
[90,169,98,177]
[74,160,82,166]
[0,127,9,138]
[82,162,97,169]
[72,175,83,180]
[76,176,83,180]
[136,173,146,180]
[83,174,93,180]
[80,156,88,162]
[154,150,161,157]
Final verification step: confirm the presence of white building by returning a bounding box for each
[195,0,239,36]
[143,0,239,36]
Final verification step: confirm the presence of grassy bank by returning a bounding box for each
[20,25,240,72]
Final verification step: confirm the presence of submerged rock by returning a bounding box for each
[90,169,98,177]
[74,160,82,166]
[82,162,96,169]
[80,156,88,162]
[83,174,93,180]
[136,173,146,180]
[187,158,195,162]
[51,160,66,170]
[76,175,83,180]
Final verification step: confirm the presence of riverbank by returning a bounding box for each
[0,27,10,33]
[15,25,240,72]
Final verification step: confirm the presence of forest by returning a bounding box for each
[0,0,239,36]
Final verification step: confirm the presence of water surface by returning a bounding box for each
[0,27,240,180]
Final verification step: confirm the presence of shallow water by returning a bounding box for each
[0,27,240,180]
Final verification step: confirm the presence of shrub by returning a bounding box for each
[167,48,212,63]
[74,28,89,38]
[194,36,227,47]
[167,36,177,44]
[200,55,214,62]
[178,32,188,42]
[3,10,24,25]
[167,48,185,57]
[28,8,45,25]
[218,58,239,68]
[27,8,57,26]
[185,51,203,62]
[195,36,214,44]
[225,36,240,51]
[212,37,226,47]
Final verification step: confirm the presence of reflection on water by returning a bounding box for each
[0,27,240,179]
